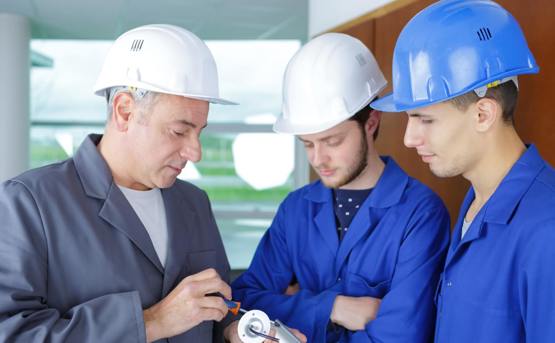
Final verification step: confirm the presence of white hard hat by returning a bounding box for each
[94,24,236,105]
[274,32,387,135]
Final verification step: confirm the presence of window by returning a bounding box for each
[31,39,306,270]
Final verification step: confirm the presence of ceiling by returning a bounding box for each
[0,0,308,41]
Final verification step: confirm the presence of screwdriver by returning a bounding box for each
[223,298,247,316]
[207,292,247,316]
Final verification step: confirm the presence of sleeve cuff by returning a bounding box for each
[316,290,341,341]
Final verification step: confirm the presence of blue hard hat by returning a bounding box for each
[371,0,539,112]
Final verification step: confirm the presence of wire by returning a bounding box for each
[249,326,279,342]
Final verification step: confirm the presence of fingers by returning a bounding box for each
[263,327,277,343]
[285,283,300,295]
[196,296,228,319]
[224,320,239,342]
[290,328,307,342]
[182,268,232,299]
[183,267,220,282]
[198,307,228,322]
[178,297,227,324]
[186,278,232,301]
[143,269,233,340]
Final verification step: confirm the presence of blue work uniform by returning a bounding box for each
[233,157,450,342]
[435,145,555,342]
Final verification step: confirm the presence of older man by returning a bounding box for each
[0,24,235,342]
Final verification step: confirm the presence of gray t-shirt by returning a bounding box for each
[119,185,168,267]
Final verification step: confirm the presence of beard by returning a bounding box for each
[321,128,369,189]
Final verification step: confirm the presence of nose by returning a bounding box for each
[403,117,424,149]
[180,134,202,163]
[310,144,328,167]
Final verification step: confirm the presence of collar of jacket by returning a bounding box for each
[73,134,114,199]
[303,156,409,208]
[461,144,546,226]
[72,133,170,273]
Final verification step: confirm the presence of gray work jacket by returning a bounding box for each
[0,134,230,342]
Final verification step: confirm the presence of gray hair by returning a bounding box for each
[106,86,160,121]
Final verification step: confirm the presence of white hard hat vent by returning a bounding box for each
[355,53,367,67]
[130,39,144,52]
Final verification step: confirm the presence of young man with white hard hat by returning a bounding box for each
[229,32,450,342]
[0,24,240,342]
[371,0,555,341]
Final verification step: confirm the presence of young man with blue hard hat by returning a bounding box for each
[229,32,450,342]
[372,0,555,341]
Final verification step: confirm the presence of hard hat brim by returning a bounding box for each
[274,95,380,135]
[186,94,238,106]
[94,86,238,106]
[369,93,406,113]
[371,65,540,113]
[273,116,349,135]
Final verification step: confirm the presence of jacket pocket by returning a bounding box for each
[186,250,220,275]
[345,272,391,298]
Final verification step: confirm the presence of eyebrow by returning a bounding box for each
[407,112,432,118]
[298,133,343,143]
[174,119,208,130]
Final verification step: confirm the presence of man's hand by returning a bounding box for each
[224,320,307,343]
[330,295,381,331]
[143,268,231,342]
[223,320,242,343]
[282,327,307,342]
[285,283,300,295]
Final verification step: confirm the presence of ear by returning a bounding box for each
[474,98,499,133]
[365,109,382,136]
[110,92,135,132]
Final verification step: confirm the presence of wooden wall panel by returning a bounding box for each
[330,0,555,227]
[342,17,375,52]
[497,0,555,164]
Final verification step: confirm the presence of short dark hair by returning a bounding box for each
[349,104,380,141]
[449,81,518,125]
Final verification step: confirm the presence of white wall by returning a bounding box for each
[0,13,30,182]
[309,0,393,37]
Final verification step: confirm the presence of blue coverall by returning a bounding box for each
[233,157,450,342]
[435,145,555,342]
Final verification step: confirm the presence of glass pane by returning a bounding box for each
[207,40,301,123]
[31,40,110,122]
[217,218,271,270]
[184,132,295,212]
[30,126,102,169]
